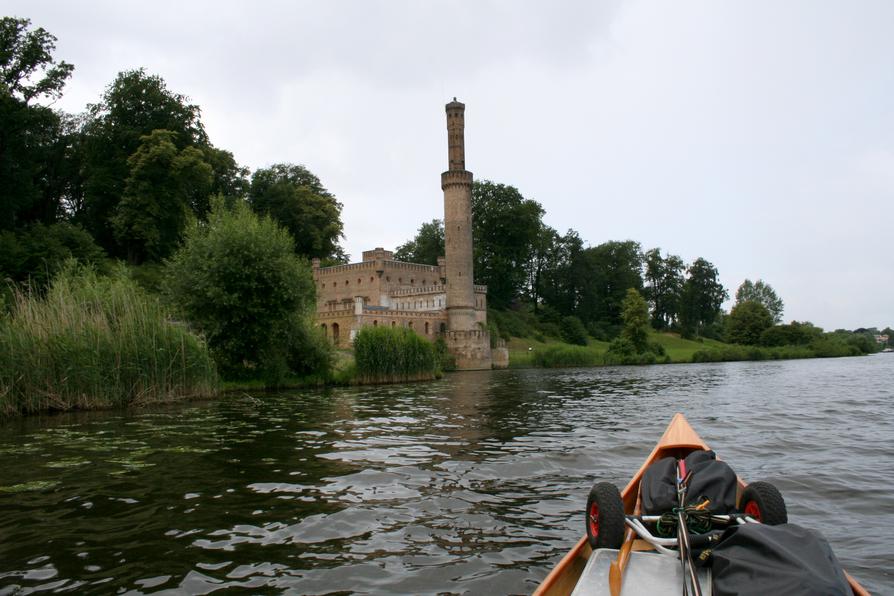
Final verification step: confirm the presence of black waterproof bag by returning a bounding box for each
[640,450,737,514]
[710,523,850,596]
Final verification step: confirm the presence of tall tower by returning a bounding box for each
[442,99,476,332]
[441,99,491,369]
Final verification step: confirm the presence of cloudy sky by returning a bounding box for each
[10,1,893,330]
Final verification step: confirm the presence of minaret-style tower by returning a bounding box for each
[442,99,476,332]
[441,99,492,369]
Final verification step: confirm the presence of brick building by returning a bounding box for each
[313,100,497,370]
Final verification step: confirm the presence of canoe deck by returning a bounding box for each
[570,549,711,596]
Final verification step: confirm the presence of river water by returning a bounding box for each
[1,355,892,594]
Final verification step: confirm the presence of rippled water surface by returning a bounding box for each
[1,356,892,594]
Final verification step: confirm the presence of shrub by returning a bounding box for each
[531,345,600,368]
[0,222,107,291]
[726,301,773,345]
[164,198,327,380]
[560,315,589,345]
[0,265,217,416]
[353,326,439,383]
[539,322,562,339]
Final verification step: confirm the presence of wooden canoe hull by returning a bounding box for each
[532,413,869,596]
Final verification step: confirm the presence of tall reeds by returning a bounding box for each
[0,266,218,416]
[352,326,439,384]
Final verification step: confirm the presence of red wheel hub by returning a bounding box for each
[744,500,762,521]
[588,502,600,537]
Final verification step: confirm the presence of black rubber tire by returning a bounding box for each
[740,480,788,525]
[585,482,625,549]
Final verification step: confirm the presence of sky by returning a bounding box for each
[8,0,893,330]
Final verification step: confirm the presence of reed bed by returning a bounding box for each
[0,267,218,416]
[353,326,439,384]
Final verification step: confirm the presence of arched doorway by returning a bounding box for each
[425,322,430,335]
[332,323,340,346]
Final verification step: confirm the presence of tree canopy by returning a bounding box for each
[394,219,444,265]
[735,279,784,324]
[471,180,545,309]
[248,163,345,261]
[0,17,73,103]
[679,258,728,338]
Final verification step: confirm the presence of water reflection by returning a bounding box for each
[0,356,892,594]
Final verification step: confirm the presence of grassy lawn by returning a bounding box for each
[507,331,726,368]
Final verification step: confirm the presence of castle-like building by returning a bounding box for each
[313,99,498,370]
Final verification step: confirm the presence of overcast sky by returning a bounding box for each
[9,1,893,330]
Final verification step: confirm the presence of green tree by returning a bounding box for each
[735,279,784,323]
[538,229,585,317]
[394,219,444,265]
[0,222,106,290]
[0,18,77,230]
[164,198,328,380]
[248,163,345,261]
[727,300,773,345]
[644,248,685,330]
[575,240,644,332]
[560,315,589,346]
[0,17,73,103]
[80,69,208,253]
[471,180,545,309]
[604,288,665,365]
[620,288,651,352]
[679,258,728,339]
[112,130,212,264]
[760,320,823,347]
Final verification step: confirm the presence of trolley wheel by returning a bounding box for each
[740,480,788,525]
[585,482,625,549]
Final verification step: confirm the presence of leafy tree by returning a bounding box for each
[165,198,328,381]
[471,180,545,309]
[0,222,106,290]
[0,17,73,103]
[112,130,212,264]
[883,327,894,347]
[604,288,666,365]
[0,18,77,230]
[619,288,651,352]
[394,219,444,265]
[575,240,643,331]
[760,320,823,347]
[735,279,784,323]
[538,229,584,316]
[248,163,345,260]
[727,300,773,345]
[80,69,208,253]
[679,258,728,338]
[643,248,685,330]
[560,315,588,346]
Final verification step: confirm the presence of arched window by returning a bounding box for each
[332,323,340,346]
[408,321,414,330]
[373,320,378,327]
[391,321,396,327]
[425,322,430,334]
[440,322,447,333]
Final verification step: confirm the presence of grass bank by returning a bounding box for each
[0,267,218,416]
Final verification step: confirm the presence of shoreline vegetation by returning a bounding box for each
[1,17,889,417]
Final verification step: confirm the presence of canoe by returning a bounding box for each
[532,413,869,596]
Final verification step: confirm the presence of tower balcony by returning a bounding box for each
[441,170,473,190]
